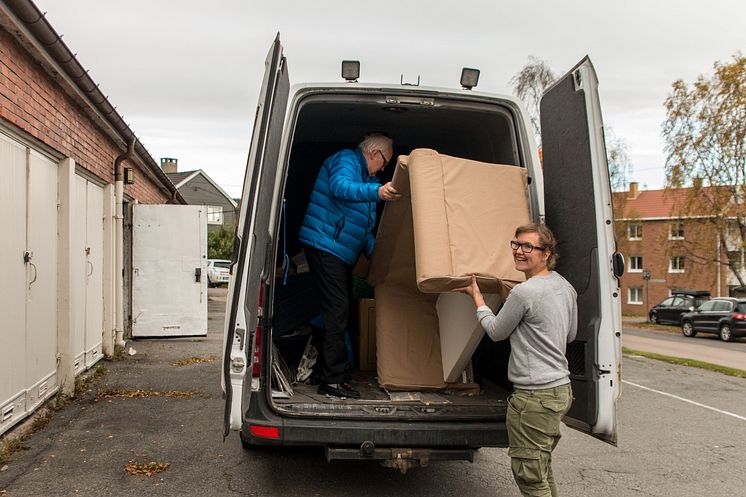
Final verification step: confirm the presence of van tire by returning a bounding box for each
[682,321,696,337]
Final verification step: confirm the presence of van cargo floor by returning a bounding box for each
[272,371,509,419]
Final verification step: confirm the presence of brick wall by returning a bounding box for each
[0,28,168,204]
[617,218,727,315]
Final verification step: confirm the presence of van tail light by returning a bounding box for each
[252,324,262,378]
[731,313,746,321]
[252,286,264,378]
[249,424,279,439]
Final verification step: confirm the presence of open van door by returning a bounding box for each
[540,57,622,445]
[222,35,289,437]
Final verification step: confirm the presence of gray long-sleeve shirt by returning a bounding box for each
[476,271,577,389]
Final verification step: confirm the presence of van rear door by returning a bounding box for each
[222,35,289,437]
[539,57,622,445]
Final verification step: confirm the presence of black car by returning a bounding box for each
[648,290,711,325]
[680,297,746,342]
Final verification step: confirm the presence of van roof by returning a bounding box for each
[289,82,526,109]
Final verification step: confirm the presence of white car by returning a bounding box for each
[207,259,231,287]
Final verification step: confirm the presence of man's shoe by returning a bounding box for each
[318,382,361,399]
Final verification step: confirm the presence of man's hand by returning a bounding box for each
[378,182,401,201]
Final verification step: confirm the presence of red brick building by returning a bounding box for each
[614,182,738,316]
[0,0,185,435]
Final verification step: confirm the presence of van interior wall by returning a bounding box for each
[273,99,521,390]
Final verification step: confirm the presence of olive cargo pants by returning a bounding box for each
[507,384,573,497]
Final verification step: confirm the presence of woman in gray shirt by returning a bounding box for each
[457,223,577,497]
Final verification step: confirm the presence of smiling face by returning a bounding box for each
[512,231,551,279]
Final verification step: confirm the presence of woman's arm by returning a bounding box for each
[476,292,526,342]
[455,275,525,341]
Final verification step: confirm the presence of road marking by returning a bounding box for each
[623,380,746,422]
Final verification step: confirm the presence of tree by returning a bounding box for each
[510,56,555,140]
[662,53,746,286]
[510,57,631,192]
[208,226,234,260]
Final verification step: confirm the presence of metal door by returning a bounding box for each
[540,57,621,445]
[132,204,207,337]
[85,181,104,367]
[223,34,289,436]
[25,149,59,412]
[71,175,88,372]
[0,132,29,435]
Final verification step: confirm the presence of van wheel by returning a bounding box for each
[682,321,696,337]
[719,324,734,342]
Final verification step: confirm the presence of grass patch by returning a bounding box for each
[75,364,108,397]
[623,347,746,378]
[0,437,25,465]
[171,355,216,367]
[624,321,681,333]
[97,389,196,399]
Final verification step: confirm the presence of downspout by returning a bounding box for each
[114,138,135,348]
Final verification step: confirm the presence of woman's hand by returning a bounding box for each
[454,275,486,308]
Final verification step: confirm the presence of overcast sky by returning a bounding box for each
[34,0,745,197]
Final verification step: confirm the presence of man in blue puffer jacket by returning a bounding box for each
[299,133,400,399]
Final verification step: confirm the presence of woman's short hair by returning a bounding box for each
[359,133,392,155]
[515,223,559,270]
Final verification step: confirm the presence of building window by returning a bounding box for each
[629,256,643,272]
[206,205,223,225]
[669,256,685,273]
[628,223,642,240]
[668,222,685,240]
[628,287,643,305]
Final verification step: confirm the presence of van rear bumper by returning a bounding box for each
[240,392,508,449]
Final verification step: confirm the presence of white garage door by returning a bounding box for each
[0,131,59,435]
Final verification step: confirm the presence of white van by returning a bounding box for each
[222,35,624,471]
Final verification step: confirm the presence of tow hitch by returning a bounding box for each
[325,443,474,474]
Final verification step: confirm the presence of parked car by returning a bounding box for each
[207,259,231,287]
[680,297,746,342]
[648,290,710,325]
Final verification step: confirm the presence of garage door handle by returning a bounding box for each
[87,261,94,277]
[28,261,38,285]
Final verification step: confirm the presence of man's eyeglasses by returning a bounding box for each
[510,240,546,253]
[377,150,391,167]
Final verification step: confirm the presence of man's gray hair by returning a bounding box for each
[359,134,392,154]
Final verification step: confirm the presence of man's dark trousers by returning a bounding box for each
[304,245,351,385]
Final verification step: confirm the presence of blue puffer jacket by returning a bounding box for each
[299,148,380,266]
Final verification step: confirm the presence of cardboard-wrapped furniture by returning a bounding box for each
[368,149,531,389]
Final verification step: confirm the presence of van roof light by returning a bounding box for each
[341,60,360,82]
[460,67,480,90]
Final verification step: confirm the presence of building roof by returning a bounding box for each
[164,171,196,186]
[615,186,727,220]
[166,169,238,208]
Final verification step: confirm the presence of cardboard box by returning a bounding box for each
[358,299,377,371]
[369,150,530,388]
[405,148,529,294]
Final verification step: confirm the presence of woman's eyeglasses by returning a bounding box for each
[510,240,546,253]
